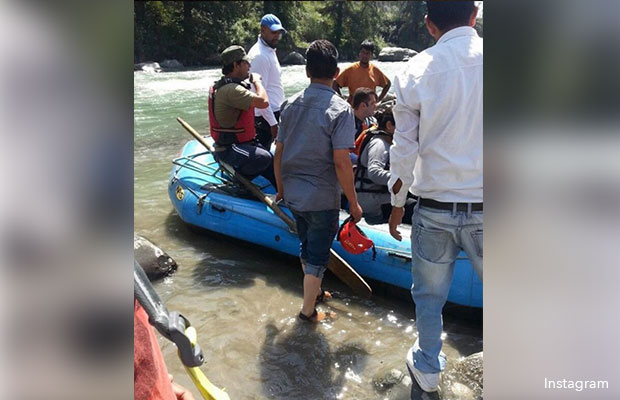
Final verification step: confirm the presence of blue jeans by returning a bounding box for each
[291,209,340,279]
[410,204,483,373]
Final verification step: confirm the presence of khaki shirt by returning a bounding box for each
[213,83,253,128]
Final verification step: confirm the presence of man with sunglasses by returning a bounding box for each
[248,14,287,150]
[208,45,277,190]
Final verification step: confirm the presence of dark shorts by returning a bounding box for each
[291,209,340,278]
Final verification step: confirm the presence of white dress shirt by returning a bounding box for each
[247,36,284,126]
[388,26,483,207]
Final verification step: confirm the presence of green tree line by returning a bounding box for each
[135,1,482,65]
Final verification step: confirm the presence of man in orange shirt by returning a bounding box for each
[333,40,391,104]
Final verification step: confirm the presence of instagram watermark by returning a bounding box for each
[545,378,609,392]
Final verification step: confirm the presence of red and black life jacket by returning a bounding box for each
[354,129,392,194]
[208,77,256,146]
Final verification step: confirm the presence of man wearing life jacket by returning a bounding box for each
[355,110,415,224]
[208,45,277,189]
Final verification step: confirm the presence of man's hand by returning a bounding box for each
[249,72,262,84]
[270,124,278,139]
[388,206,405,241]
[275,190,283,203]
[169,375,196,400]
[349,201,363,223]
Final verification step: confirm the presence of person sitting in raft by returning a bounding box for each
[208,45,277,189]
[355,109,415,225]
[346,87,378,168]
[352,87,378,140]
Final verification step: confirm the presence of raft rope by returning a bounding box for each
[171,151,271,196]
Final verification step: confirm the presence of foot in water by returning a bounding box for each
[315,288,332,305]
[298,309,337,323]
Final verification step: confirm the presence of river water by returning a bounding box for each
[134,62,482,400]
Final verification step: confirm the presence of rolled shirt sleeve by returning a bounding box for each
[388,75,420,207]
[331,107,356,149]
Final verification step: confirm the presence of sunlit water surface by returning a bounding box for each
[135,61,482,400]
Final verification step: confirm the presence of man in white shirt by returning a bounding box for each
[248,14,286,150]
[387,1,482,393]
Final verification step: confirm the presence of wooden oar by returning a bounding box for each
[177,117,372,299]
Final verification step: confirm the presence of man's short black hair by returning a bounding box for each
[222,62,235,75]
[352,87,377,109]
[306,40,339,79]
[426,1,476,32]
[378,110,395,130]
[360,40,375,54]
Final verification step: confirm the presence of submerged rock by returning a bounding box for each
[378,47,418,62]
[372,368,412,399]
[134,234,178,281]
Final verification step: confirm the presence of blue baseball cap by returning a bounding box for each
[260,14,286,33]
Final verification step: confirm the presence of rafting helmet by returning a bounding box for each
[337,216,377,260]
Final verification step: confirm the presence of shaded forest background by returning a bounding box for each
[135,1,483,65]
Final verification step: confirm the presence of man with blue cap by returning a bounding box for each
[248,14,286,150]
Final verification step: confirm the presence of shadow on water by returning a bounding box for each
[259,320,370,400]
[163,209,299,289]
[164,209,483,400]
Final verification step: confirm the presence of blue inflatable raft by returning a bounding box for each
[169,138,482,308]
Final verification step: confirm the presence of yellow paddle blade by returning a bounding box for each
[180,326,231,400]
[184,365,231,400]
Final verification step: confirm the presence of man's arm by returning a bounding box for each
[387,78,419,240]
[387,99,419,207]
[366,139,391,185]
[249,73,269,109]
[334,149,363,222]
[250,55,279,126]
[332,81,344,98]
[377,77,391,102]
[274,141,284,201]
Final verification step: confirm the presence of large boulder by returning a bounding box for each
[134,62,162,72]
[454,351,483,393]
[204,54,221,66]
[281,51,306,65]
[378,47,418,62]
[160,59,184,69]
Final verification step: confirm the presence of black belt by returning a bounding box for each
[419,198,483,212]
